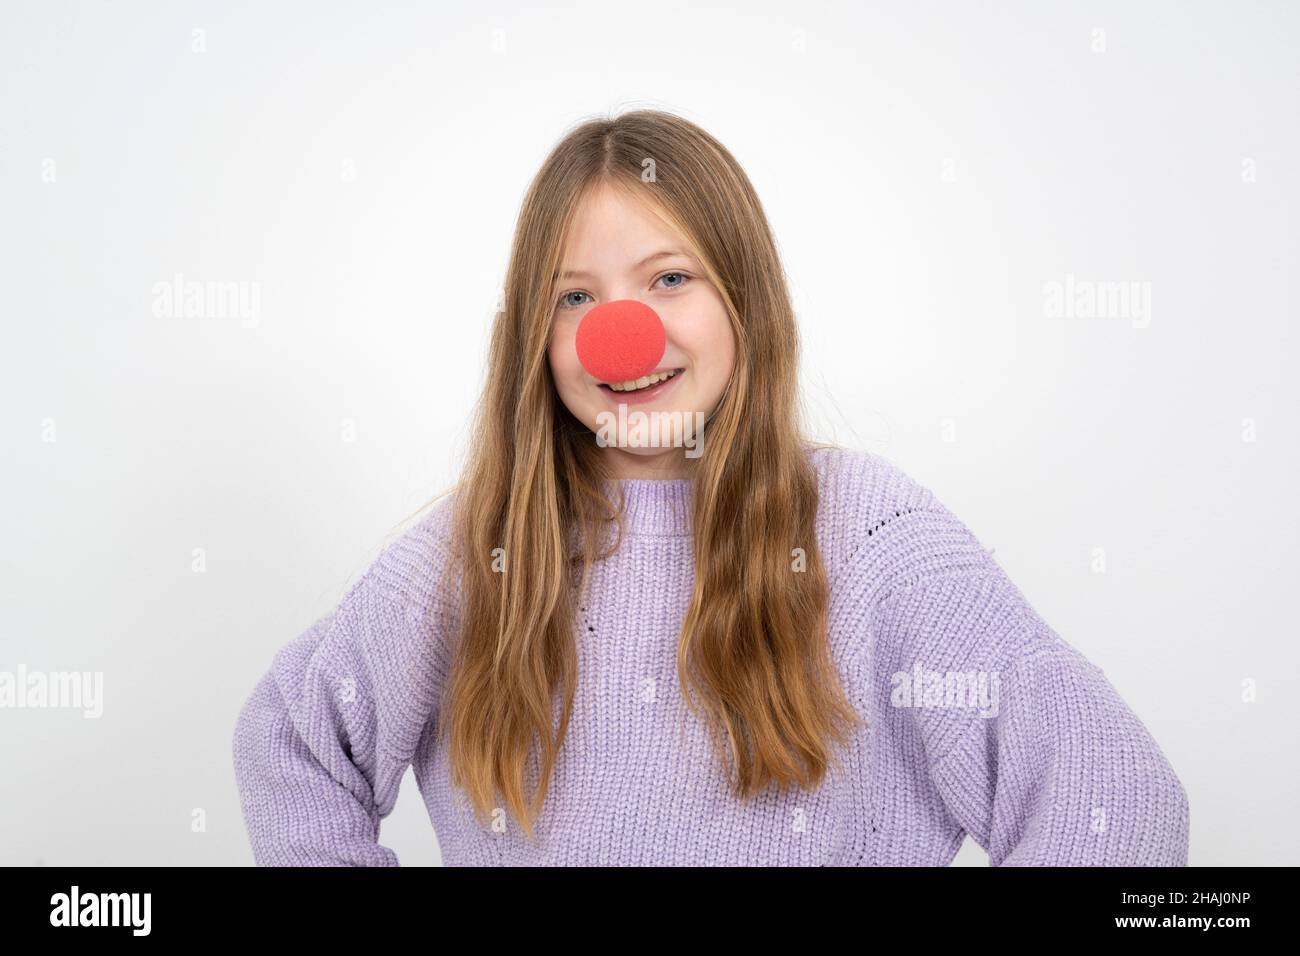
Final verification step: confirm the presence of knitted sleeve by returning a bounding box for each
[232,526,455,866]
[862,502,1190,866]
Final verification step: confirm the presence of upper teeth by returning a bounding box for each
[608,369,678,391]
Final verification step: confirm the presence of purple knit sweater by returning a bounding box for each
[232,446,1189,866]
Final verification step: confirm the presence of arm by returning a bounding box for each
[232,534,455,866]
[924,634,1190,866]
[864,504,1189,866]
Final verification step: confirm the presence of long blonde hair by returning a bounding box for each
[428,109,860,839]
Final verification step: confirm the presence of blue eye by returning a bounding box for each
[558,290,592,309]
[656,271,691,291]
[555,272,693,310]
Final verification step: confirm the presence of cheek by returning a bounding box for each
[547,323,578,380]
[547,322,593,421]
[689,303,735,391]
[710,322,736,376]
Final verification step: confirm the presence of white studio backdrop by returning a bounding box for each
[1,1,1296,866]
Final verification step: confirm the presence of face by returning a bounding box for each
[547,182,736,479]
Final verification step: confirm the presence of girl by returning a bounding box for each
[232,110,1189,866]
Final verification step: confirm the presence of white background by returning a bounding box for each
[1,0,1296,866]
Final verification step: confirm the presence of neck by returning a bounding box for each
[601,447,698,480]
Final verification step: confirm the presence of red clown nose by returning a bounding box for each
[574,299,666,383]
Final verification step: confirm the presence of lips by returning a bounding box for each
[598,368,684,405]
[601,367,683,392]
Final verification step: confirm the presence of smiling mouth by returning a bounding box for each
[598,368,685,392]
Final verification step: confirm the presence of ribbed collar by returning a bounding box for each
[599,477,694,537]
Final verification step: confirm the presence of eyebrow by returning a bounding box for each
[556,249,695,281]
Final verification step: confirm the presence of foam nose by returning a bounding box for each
[574,299,666,383]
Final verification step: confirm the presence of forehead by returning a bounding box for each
[558,183,688,267]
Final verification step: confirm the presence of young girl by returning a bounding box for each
[232,110,1189,866]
